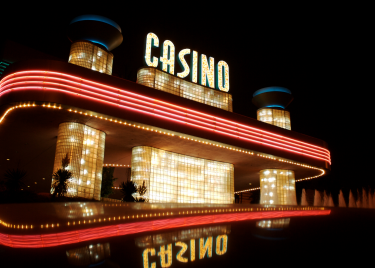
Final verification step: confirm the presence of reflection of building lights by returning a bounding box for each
[256,218,290,229]
[215,235,228,255]
[0,209,330,246]
[199,237,213,259]
[135,225,231,248]
[157,244,172,267]
[142,248,156,268]
[66,243,110,266]
[142,233,228,265]
[176,241,188,262]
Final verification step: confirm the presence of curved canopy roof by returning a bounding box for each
[70,14,122,32]
[253,86,291,97]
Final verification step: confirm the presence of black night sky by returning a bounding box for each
[1,4,367,202]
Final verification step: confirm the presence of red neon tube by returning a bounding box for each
[1,73,330,159]
[0,210,330,248]
[0,84,330,163]
[0,71,331,163]
[0,72,331,158]
[2,84,331,163]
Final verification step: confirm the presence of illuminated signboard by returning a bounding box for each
[142,235,228,268]
[145,33,230,92]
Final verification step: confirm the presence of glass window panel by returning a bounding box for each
[52,122,105,200]
[131,146,234,204]
[259,169,296,205]
[257,108,291,130]
[137,68,233,112]
[69,41,114,75]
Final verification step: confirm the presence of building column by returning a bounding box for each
[68,41,114,75]
[51,122,105,200]
[259,169,297,205]
[257,108,291,130]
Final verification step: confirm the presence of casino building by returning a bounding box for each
[0,15,330,205]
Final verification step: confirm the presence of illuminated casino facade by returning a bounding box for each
[0,15,331,204]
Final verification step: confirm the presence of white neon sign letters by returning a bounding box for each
[216,61,229,92]
[145,33,159,67]
[160,40,175,75]
[191,50,198,83]
[177,49,190,78]
[200,54,215,89]
[145,32,229,92]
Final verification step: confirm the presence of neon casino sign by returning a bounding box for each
[144,33,230,92]
[142,235,228,268]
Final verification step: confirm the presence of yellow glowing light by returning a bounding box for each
[260,169,296,205]
[143,248,156,268]
[199,237,212,259]
[190,239,195,261]
[175,241,188,263]
[131,146,233,204]
[158,244,172,267]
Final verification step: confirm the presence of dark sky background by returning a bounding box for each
[2,3,367,201]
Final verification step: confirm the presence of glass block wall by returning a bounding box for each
[52,122,106,200]
[68,41,114,75]
[259,169,296,205]
[131,146,234,204]
[257,108,291,130]
[137,68,233,112]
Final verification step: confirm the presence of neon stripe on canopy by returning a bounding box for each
[0,71,331,164]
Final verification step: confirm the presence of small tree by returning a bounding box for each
[135,181,148,202]
[120,181,137,202]
[51,153,72,198]
[120,180,149,202]
[101,167,118,198]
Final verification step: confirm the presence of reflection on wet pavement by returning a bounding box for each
[139,225,230,267]
[256,218,290,229]
[66,243,110,266]
[135,225,230,247]
[1,208,374,267]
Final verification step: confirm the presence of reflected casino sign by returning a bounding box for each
[144,33,230,92]
[142,235,228,268]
